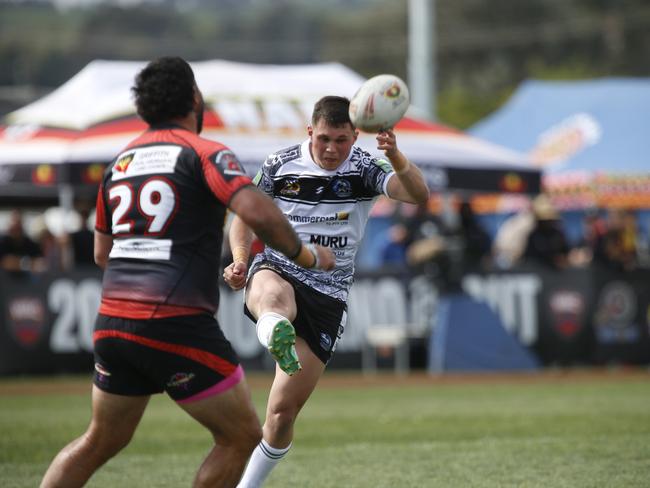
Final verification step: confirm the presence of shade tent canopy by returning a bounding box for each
[470,78,650,208]
[0,59,539,203]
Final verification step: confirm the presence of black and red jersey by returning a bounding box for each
[95,124,252,319]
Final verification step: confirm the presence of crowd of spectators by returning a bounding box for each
[571,207,643,271]
[0,203,96,274]
[0,210,45,272]
[375,193,649,282]
[1,195,648,277]
[378,198,492,291]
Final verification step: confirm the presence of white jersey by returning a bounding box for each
[251,139,395,302]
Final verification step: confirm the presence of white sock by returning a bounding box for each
[237,439,291,488]
[256,312,288,347]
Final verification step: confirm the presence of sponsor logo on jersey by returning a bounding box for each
[112,145,181,181]
[94,363,111,387]
[260,174,274,193]
[109,238,173,261]
[280,179,301,196]
[319,332,332,351]
[167,372,196,389]
[331,178,352,198]
[213,149,246,181]
[285,212,349,224]
[376,158,393,174]
[94,363,112,377]
[310,234,348,248]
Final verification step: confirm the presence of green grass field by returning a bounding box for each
[1,371,649,487]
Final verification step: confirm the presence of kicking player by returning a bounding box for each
[40,57,334,488]
[223,95,429,487]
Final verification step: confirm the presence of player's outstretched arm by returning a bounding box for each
[228,186,335,273]
[378,129,430,204]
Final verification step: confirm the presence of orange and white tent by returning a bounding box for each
[0,60,539,203]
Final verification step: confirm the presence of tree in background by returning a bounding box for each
[1,0,650,127]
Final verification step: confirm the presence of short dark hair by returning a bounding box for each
[132,56,196,126]
[311,96,353,128]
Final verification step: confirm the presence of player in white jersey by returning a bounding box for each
[223,96,429,487]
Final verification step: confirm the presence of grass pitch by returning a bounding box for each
[1,370,649,487]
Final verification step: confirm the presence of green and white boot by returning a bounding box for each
[268,319,301,376]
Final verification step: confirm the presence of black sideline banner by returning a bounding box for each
[1,266,649,375]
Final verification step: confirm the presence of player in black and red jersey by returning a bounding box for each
[40,57,334,488]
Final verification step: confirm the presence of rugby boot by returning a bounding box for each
[268,319,301,375]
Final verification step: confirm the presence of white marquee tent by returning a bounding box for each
[0,59,540,203]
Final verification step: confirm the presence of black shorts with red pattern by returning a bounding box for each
[93,313,242,403]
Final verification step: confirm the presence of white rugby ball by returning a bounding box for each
[348,74,410,133]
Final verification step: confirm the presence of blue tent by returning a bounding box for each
[469,78,650,175]
[428,294,540,372]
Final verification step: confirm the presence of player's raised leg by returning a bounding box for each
[41,387,150,488]
[237,337,325,488]
[246,269,301,375]
[179,375,262,488]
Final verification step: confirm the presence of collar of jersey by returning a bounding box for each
[148,122,187,131]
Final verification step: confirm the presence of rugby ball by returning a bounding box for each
[349,74,410,133]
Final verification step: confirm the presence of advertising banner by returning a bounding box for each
[0,269,436,375]
[1,266,648,375]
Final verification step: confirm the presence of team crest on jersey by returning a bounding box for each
[280,179,301,196]
[213,149,246,182]
[332,178,352,198]
[115,152,135,173]
[336,212,350,221]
